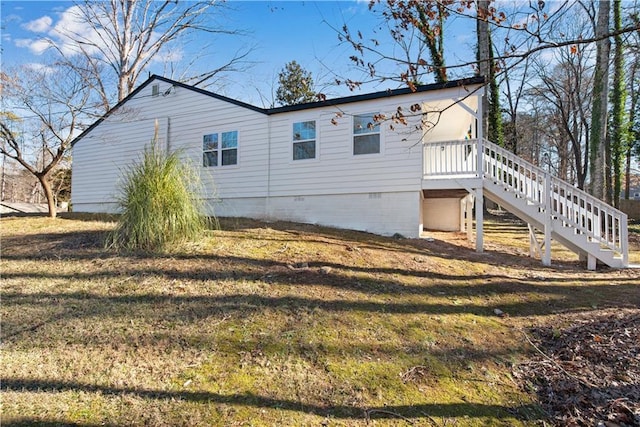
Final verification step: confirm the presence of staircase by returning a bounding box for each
[423,139,629,269]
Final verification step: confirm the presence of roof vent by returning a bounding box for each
[152,84,160,97]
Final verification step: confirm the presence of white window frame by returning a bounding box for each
[202,130,239,168]
[352,112,382,156]
[202,132,219,167]
[291,119,318,162]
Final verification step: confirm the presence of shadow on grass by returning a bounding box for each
[3,281,639,345]
[3,217,634,424]
[1,377,542,422]
[2,420,116,427]
[2,213,617,273]
[2,252,638,298]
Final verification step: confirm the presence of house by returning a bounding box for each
[71,75,629,269]
[71,75,484,238]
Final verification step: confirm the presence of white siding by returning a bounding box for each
[72,117,168,208]
[72,80,269,210]
[267,97,426,197]
[72,77,480,238]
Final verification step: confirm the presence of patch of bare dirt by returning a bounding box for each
[514,309,640,426]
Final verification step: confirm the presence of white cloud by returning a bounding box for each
[48,5,108,56]
[13,4,179,65]
[4,14,23,24]
[14,38,32,48]
[14,38,52,55]
[23,16,53,33]
[29,38,52,55]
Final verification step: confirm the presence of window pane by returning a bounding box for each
[293,140,316,160]
[203,151,218,167]
[354,134,380,155]
[221,131,238,149]
[293,121,315,141]
[203,133,218,151]
[222,148,237,166]
[354,113,379,135]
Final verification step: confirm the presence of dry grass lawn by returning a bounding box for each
[1,213,639,426]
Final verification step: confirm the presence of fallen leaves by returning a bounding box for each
[514,309,640,426]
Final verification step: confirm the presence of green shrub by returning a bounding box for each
[107,139,209,252]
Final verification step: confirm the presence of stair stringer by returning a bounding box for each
[482,179,625,268]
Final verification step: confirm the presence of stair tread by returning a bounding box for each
[481,172,628,269]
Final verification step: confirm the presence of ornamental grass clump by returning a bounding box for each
[107,139,208,252]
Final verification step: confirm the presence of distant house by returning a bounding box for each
[626,173,640,200]
[71,75,629,269]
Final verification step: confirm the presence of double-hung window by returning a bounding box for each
[292,120,316,160]
[353,113,380,155]
[203,130,238,167]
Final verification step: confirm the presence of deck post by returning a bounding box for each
[466,194,474,241]
[475,187,484,253]
[476,138,484,179]
[542,173,552,266]
[621,213,629,267]
[475,103,484,253]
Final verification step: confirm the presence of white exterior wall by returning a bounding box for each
[72,116,169,212]
[267,99,424,197]
[267,192,421,237]
[72,77,480,238]
[72,80,270,212]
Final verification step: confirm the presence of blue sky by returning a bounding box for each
[1,1,476,106]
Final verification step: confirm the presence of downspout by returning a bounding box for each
[166,117,171,153]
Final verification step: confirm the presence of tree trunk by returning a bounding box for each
[625,146,631,199]
[38,174,57,218]
[626,57,639,199]
[488,33,504,147]
[588,0,610,201]
[609,0,626,208]
[477,0,490,141]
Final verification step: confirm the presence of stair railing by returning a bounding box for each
[481,139,628,266]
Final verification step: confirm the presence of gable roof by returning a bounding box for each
[72,74,485,146]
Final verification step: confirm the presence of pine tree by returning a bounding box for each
[275,61,316,106]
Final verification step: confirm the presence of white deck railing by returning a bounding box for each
[423,138,629,265]
[423,139,478,177]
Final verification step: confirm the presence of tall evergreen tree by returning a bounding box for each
[275,61,316,106]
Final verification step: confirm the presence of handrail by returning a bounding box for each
[422,138,629,266]
[480,139,628,265]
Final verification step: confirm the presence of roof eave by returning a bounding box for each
[266,76,486,114]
